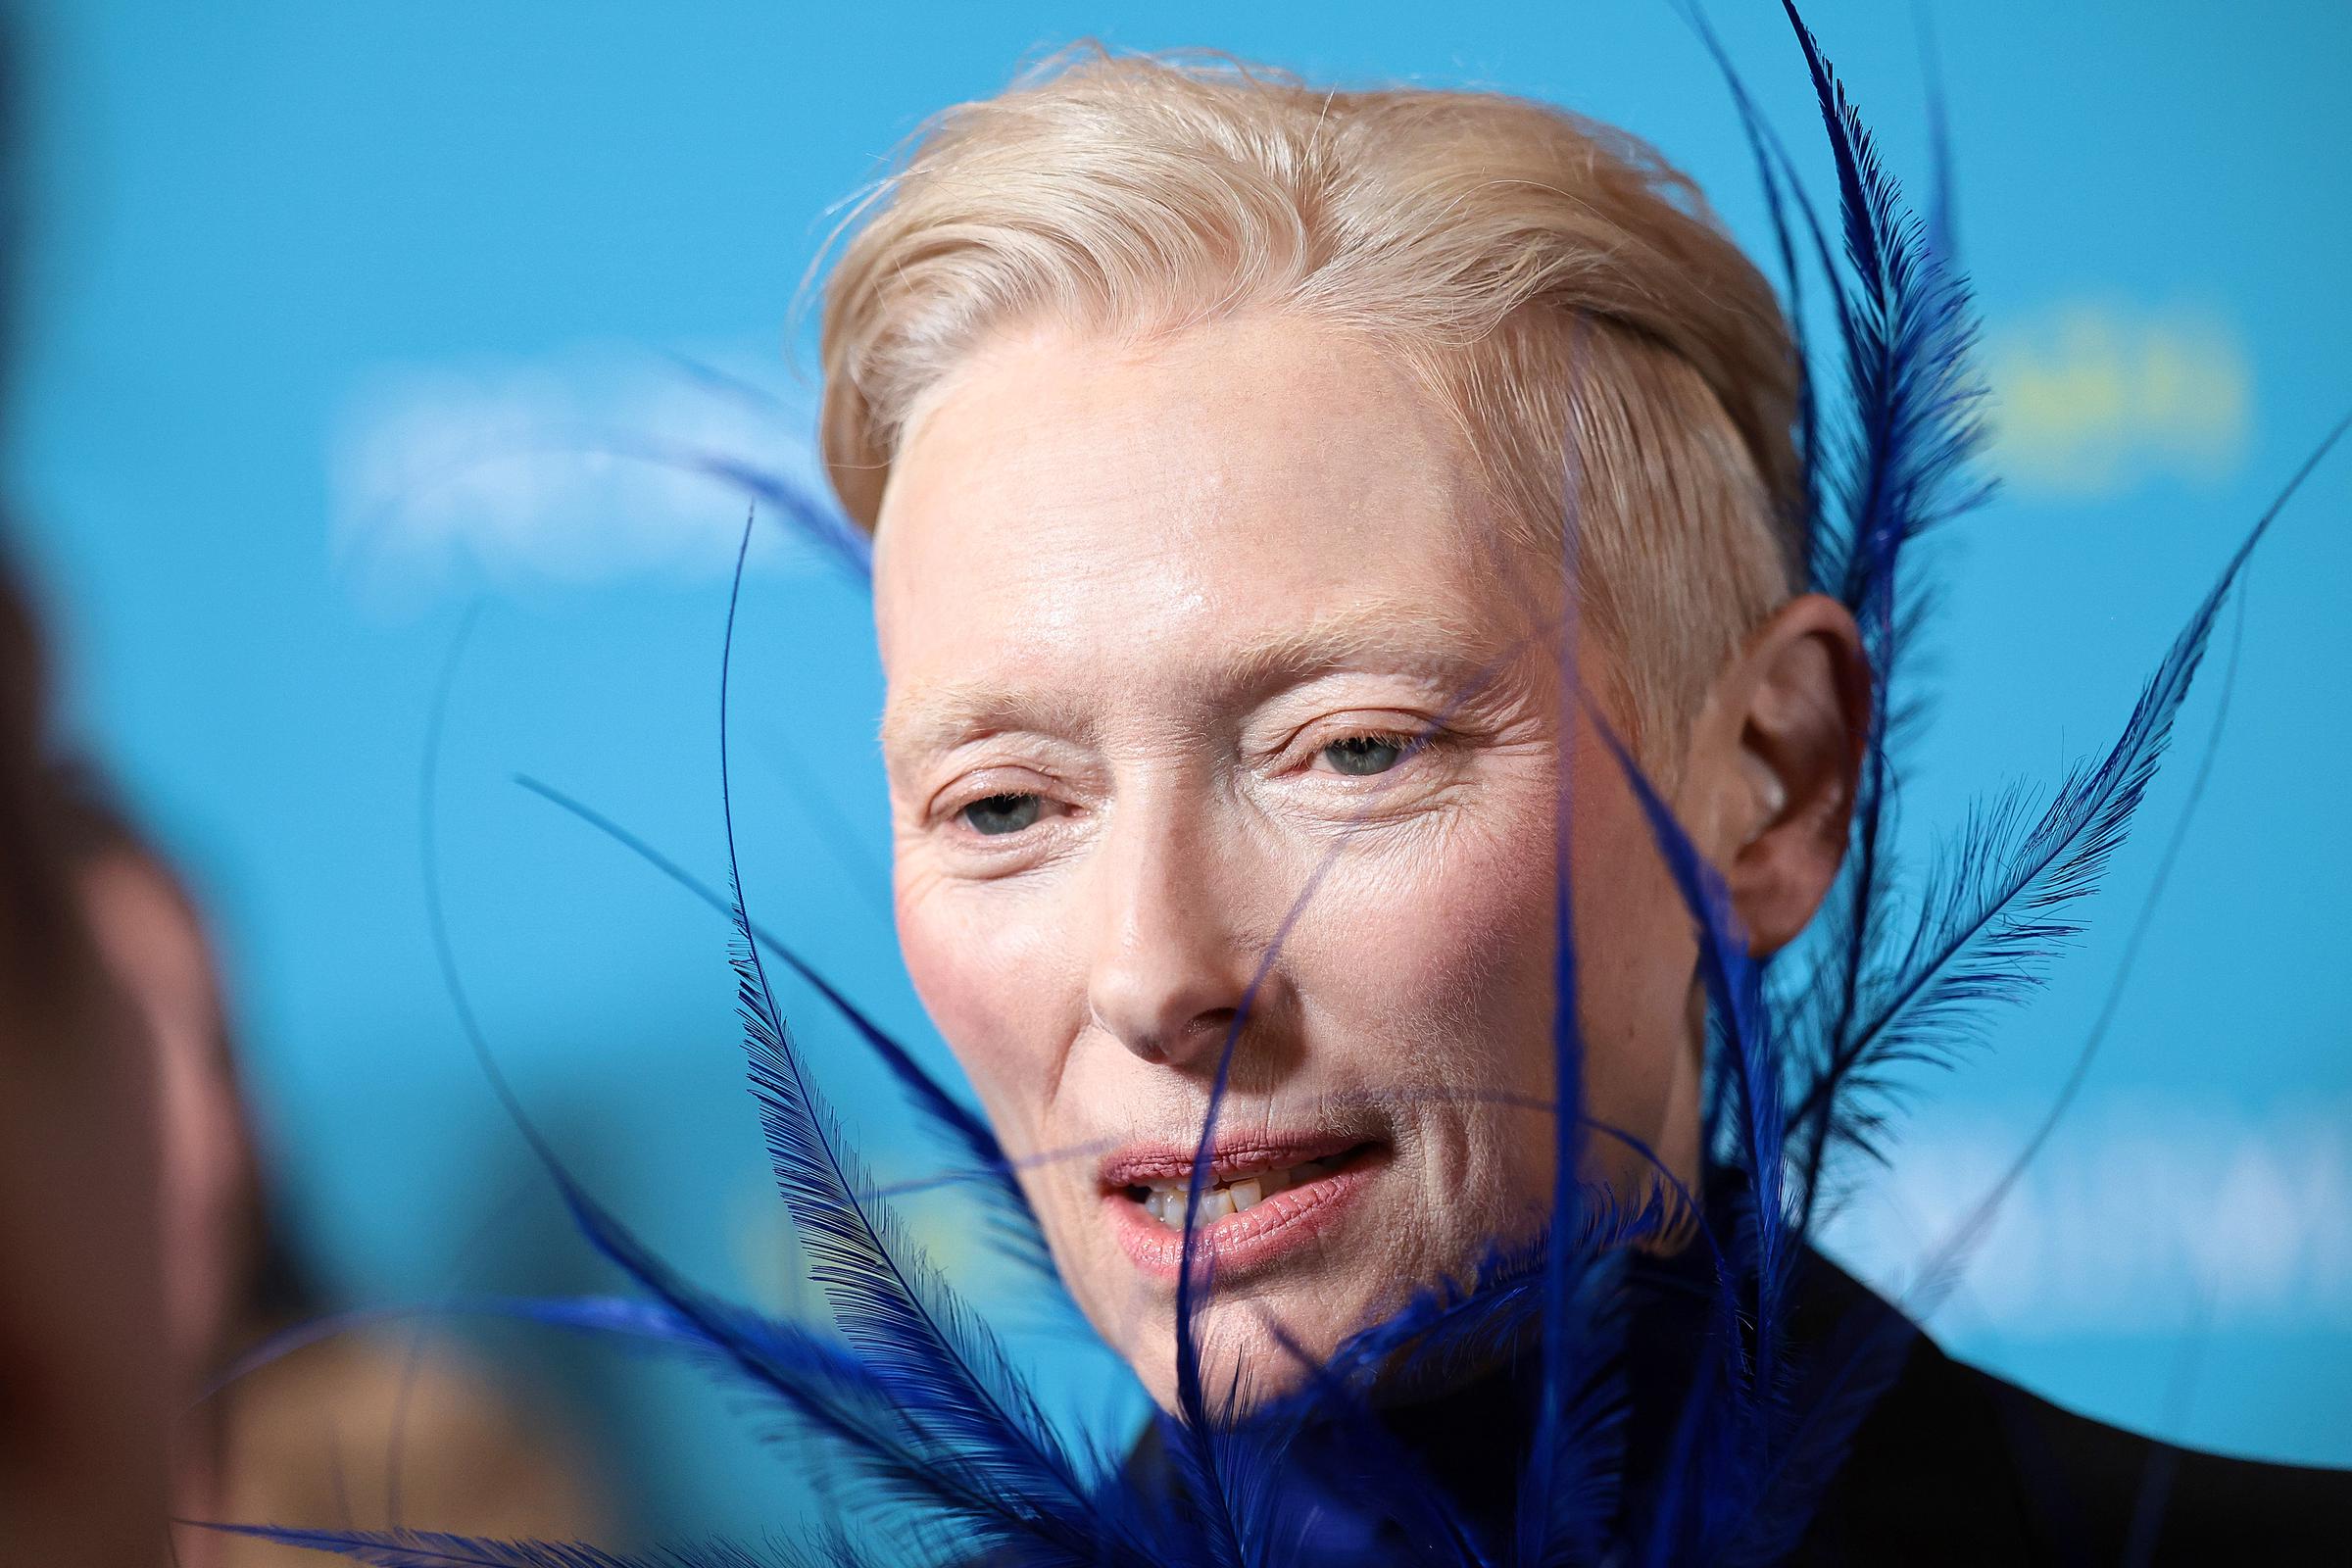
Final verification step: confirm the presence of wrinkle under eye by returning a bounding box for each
[961,793,1041,835]
[1322,735,1405,776]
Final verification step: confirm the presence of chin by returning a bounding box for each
[1110,1267,1400,1414]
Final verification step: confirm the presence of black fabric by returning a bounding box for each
[1760,1249,2351,1563]
[1119,1245,2352,1563]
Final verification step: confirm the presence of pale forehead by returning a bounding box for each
[880,316,1481,553]
[871,316,1529,757]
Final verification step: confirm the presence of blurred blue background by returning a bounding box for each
[7,0,2347,1544]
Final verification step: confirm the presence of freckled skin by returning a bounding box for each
[872,315,1721,1408]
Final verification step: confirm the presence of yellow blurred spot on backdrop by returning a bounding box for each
[1985,302,2251,496]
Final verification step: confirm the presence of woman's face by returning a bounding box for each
[874,314,1702,1405]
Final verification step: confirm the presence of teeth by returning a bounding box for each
[1130,1156,1341,1231]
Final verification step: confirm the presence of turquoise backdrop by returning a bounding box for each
[9,0,2347,1543]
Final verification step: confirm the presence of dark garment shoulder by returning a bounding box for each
[1791,1250,2351,1564]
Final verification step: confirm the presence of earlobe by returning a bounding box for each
[1712,594,1870,955]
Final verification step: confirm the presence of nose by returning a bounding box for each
[1084,793,1261,1071]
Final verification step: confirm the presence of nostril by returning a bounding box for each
[1194,1006,1240,1042]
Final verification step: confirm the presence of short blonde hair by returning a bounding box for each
[816,48,1800,755]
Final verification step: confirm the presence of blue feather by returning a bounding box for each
[589,432,872,582]
[1515,1242,1645,1566]
[1750,0,1989,1238]
[1672,1,1828,556]
[412,606,1099,1548]
[406,609,1104,1545]
[511,771,1054,1279]
[1317,1168,1678,1408]
[1791,413,2351,1187]
[1512,514,1640,1568]
[712,515,1116,1555]
[1589,710,1797,1565]
[1740,416,2352,1564]
[540,1102,1111,1550]
[1713,1298,1921,1566]
[196,1524,782,1568]
[1594,716,1785,1370]
[1249,1324,1497,1567]
[1318,1241,1548,1398]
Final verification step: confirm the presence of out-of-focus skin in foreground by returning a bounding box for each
[51,775,612,1566]
[0,559,173,1566]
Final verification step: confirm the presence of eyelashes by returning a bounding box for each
[960,793,1042,836]
[1318,732,1410,777]
[931,720,1451,855]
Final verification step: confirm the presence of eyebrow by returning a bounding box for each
[880,596,1518,770]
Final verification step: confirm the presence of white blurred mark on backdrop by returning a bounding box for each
[1822,1096,2352,1335]
[328,342,825,599]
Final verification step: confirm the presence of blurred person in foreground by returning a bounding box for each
[0,558,172,1566]
[0,1,177,1550]
[50,769,611,1566]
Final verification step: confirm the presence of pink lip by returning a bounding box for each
[1100,1133,1386,1284]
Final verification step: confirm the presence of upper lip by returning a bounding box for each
[1097,1129,1372,1191]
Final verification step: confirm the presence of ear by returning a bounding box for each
[1677,594,1870,956]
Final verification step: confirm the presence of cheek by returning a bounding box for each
[1563,745,1702,1149]
[1285,794,1563,1108]
[893,874,1082,1149]
[1336,822,1554,1032]
[1297,756,1696,1160]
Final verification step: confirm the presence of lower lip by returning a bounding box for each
[1104,1151,1382,1283]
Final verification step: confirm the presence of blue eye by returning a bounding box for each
[960,793,1042,835]
[1322,735,1405,776]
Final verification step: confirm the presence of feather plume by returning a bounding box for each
[540,1151,1096,1544]
[1791,413,2352,1184]
[1589,710,1803,1565]
[1318,1171,1676,1409]
[1318,1241,1548,1399]
[1594,716,1784,1372]
[406,608,1112,1547]
[1740,414,2352,1565]
[711,516,1118,1558]
[1742,0,1989,1235]
[512,772,1054,1278]
[1779,0,1988,604]
[1673,1,1830,555]
[197,1524,783,1568]
[1256,1338,1498,1568]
